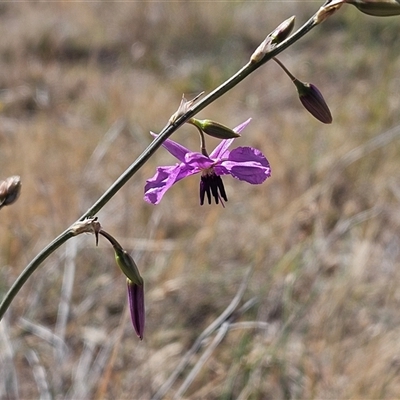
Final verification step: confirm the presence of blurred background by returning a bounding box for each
[0,1,400,399]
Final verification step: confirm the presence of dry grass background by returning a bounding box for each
[0,2,400,399]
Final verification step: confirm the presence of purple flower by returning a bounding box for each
[127,279,145,340]
[144,119,271,205]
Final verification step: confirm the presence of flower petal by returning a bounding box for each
[217,146,271,184]
[150,131,190,162]
[209,139,234,161]
[185,152,214,170]
[233,118,252,134]
[210,118,252,159]
[144,164,194,204]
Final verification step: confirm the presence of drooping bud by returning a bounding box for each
[127,279,145,340]
[98,229,145,339]
[346,0,400,16]
[189,118,240,140]
[251,16,296,63]
[273,57,332,124]
[0,176,21,209]
[294,81,333,124]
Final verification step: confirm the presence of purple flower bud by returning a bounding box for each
[346,0,400,16]
[294,81,333,124]
[127,279,145,340]
[273,57,332,124]
[0,176,21,209]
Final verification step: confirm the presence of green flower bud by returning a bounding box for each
[0,176,21,209]
[346,0,400,16]
[190,118,240,139]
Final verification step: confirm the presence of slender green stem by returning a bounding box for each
[0,11,320,321]
[187,120,209,156]
[273,57,297,82]
[196,126,208,157]
[0,230,75,320]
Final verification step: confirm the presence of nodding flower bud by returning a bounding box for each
[273,57,332,124]
[99,229,145,339]
[0,176,21,209]
[190,118,241,140]
[294,81,333,124]
[251,16,296,63]
[346,0,400,16]
[127,279,145,340]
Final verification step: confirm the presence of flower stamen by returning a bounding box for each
[200,169,228,206]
